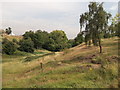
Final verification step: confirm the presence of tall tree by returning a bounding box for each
[80,2,111,53]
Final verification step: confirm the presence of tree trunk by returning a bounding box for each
[40,62,43,69]
[99,44,102,53]
[98,39,102,53]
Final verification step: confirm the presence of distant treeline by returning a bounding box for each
[2,29,84,55]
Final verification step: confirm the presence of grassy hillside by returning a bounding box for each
[2,37,119,88]
[3,34,23,41]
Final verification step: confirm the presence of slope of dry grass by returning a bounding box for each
[2,37,119,88]
[3,34,23,41]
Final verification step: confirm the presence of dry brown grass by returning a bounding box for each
[3,34,23,41]
[2,37,118,88]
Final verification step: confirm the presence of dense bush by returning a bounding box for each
[22,30,85,52]
[74,33,84,46]
[12,38,19,44]
[68,33,84,48]
[3,29,85,54]
[2,38,17,55]
[18,38,34,53]
[34,30,49,49]
[68,39,76,48]
[44,30,69,51]
[23,30,49,49]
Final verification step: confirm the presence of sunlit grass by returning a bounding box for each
[2,37,118,88]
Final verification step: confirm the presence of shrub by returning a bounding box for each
[2,38,17,55]
[44,30,69,51]
[12,38,18,44]
[68,39,76,47]
[18,38,34,53]
[74,33,84,46]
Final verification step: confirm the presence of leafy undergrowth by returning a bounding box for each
[2,37,119,88]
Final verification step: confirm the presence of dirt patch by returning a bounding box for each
[83,54,96,60]
[61,64,101,74]
[60,53,98,64]
[106,55,119,62]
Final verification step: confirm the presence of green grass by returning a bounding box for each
[24,52,55,62]
[2,37,119,88]
[33,51,47,55]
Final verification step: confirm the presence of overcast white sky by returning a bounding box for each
[1,1,118,39]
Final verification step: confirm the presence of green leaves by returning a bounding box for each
[22,30,69,52]
[80,2,111,46]
[2,38,17,55]
[46,30,69,51]
[19,38,34,53]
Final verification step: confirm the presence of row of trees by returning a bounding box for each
[22,30,69,52]
[2,30,84,55]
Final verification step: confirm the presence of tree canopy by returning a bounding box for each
[80,2,111,53]
[44,30,69,51]
[19,38,34,53]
